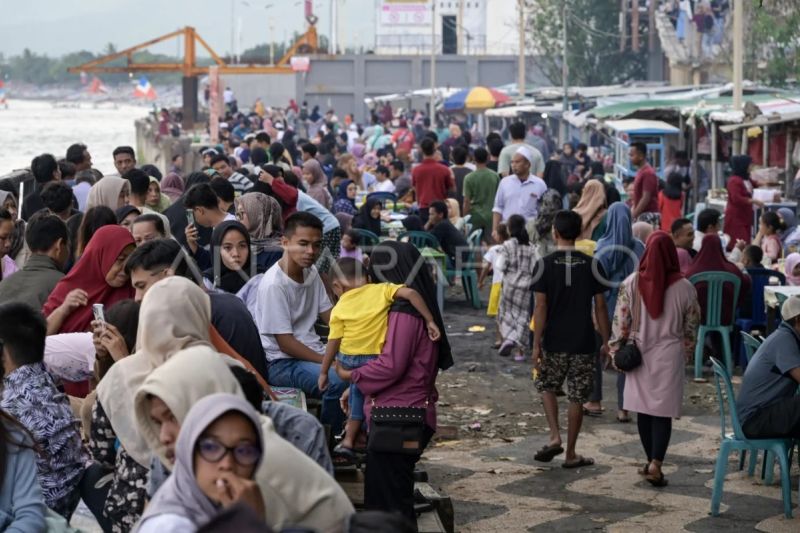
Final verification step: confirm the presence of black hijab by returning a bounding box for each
[368,241,453,370]
[731,155,752,181]
[203,220,261,294]
[352,198,382,236]
[401,215,424,232]
[542,160,567,196]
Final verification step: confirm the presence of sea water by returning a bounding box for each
[0,99,148,176]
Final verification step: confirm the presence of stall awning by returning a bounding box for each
[485,103,562,118]
[603,119,680,135]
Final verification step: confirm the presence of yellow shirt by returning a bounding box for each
[328,282,404,356]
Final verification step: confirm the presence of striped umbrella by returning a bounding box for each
[443,86,510,112]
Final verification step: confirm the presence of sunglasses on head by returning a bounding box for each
[196,437,261,466]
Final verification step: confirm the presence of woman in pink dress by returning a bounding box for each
[610,231,700,487]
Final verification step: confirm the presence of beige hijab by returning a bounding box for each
[96,276,212,467]
[572,180,607,240]
[134,348,356,531]
[86,176,130,210]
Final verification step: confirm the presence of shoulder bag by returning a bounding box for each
[613,275,643,372]
[367,400,428,455]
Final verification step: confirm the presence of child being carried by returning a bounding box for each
[319,257,441,459]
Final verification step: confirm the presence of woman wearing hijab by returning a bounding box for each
[351,197,383,237]
[0,191,26,263]
[134,351,353,532]
[610,232,700,488]
[632,221,654,243]
[161,172,185,202]
[685,233,751,327]
[784,253,800,286]
[724,155,764,251]
[332,179,359,216]
[445,198,465,232]
[90,277,215,531]
[778,207,800,250]
[203,221,265,294]
[145,176,172,213]
[43,225,135,335]
[336,241,451,525]
[572,179,608,241]
[302,159,332,210]
[135,393,265,532]
[235,193,283,272]
[86,176,131,211]
[592,203,645,422]
[401,215,424,232]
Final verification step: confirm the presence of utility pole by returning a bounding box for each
[733,0,743,110]
[430,1,436,120]
[230,0,236,63]
[331,0,338,54]
[458,0,465,55]
[518,0,525,98]
[561,0,568,144]
[631,0,639,52]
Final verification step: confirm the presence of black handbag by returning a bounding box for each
[367,404,427,455]
[613,275,643,372]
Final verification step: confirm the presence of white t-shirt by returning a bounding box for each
[255,262,332,363]
[374,179,396,193]
[483,244,505,284]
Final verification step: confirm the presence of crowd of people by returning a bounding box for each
[1,94,800,531]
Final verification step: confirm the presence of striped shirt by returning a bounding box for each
[228,171,254,195]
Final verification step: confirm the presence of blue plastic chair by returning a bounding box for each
[366,191,398,211]
[352,228,380,247]
[709,358,793,518]
[689,271,742,380]
[736,268,786,335]
[397,231,440,250]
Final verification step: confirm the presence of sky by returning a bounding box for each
[0,0,378,58]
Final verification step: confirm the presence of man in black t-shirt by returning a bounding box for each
[426,201,470,268]
[532,210,610,468]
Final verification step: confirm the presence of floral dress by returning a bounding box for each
[89,399,149,532]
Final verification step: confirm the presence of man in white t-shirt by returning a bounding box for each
[255,212,346,431]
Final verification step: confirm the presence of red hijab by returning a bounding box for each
[637,231,684,319]
[43,225,135,333]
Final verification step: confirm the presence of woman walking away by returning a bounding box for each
[572,179,608,241]
[497,214,539,361]
[609,231,700,487]
[592,203,645,422]
[724,155,764,251]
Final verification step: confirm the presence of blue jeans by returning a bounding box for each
[268,358,347,434]
[337,353,378,421]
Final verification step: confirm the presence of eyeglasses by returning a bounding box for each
[196,437,261,466]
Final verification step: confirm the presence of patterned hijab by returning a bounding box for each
[235,193,282,252]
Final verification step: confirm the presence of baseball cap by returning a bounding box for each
[781,294,800,321]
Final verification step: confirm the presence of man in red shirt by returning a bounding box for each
[412,137,455,223]
[630,141,661,228]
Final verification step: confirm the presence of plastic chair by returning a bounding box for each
[709,358,793,518]
[397,231,440,250]
[689,271,742,380]
[352,228,380,247]
[462,214,473,236]
[445,229,483,309]
[739,331,762,364]
[366,191,398,211]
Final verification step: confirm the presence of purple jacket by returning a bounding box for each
[352,312,439,430]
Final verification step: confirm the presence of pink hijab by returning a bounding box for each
[161,172,185,202]
[785,252,800,285]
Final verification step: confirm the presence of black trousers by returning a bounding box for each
[742,395,800,439]
[637,413,672,463]
[364,426,435,529]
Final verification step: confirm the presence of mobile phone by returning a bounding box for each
[186,209,194,226]
[92,304,106,330]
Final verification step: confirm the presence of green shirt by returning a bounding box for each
[463,168,500,232]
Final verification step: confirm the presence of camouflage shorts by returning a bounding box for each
[636,212,661,230]
[536,351,595,404]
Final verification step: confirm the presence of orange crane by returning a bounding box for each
[67,15,319,124]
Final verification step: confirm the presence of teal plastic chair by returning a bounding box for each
[462,214,473,236]
[710,358,793,518]
[445,229,482,309]
[739,331,762,364]
[397,231,440,250]
[352,228,380,247]
[366,191,398,211]
[689,271,741,380]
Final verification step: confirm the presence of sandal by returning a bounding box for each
[533,443,564,462]
[332,444,357,466]
[562,456,595,469]
[583,408,603,417]
[637,462,650,476]
[646,471,669,487]
[492,341,502,349]
[498,340,515,357]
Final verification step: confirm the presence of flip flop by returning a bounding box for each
[534,443,564,462]
[492,341,502,349]
[498,340,515,357]
[646,472,669,487]
[583,408,603,417]
[332,444,357,465]
[637,462,650,476]
[562,456,595,469]
[617,413,632,423]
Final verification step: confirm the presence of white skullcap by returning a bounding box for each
[515,146,533,164]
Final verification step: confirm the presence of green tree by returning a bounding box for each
[745,0,800,86]
[526,0,649,86]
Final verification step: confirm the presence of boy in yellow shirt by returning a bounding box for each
[319,257,441,455]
